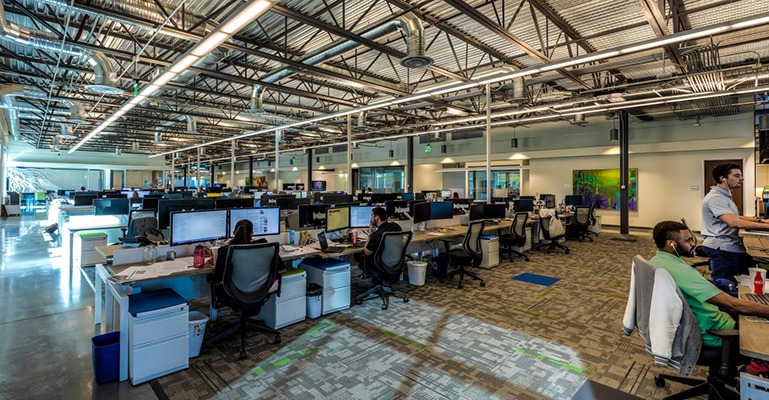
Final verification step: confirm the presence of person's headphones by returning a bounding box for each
[668,241,676,249]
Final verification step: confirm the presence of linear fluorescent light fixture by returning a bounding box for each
[69,0,277,154]
[148,11,769,159]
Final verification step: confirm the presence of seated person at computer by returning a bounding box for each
[210,219,285,289]
[353,207,401,268]
[650,221,769,346]
[452,192,460,199]
[702,163,769,290]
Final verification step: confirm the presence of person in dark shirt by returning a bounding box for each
[354,207,401,269]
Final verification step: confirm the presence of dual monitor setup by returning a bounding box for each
[169,207,281,247]
[296,205,374,232]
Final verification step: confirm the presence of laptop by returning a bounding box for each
[317,232,346,253]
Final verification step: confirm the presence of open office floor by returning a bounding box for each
[0,214,712,399]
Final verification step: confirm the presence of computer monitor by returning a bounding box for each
[357,193,373,204]
[229,207,280,237]
[565,195,584,207]
[261,194,295,207]
[430,202,454,220]
[370,193,398,204]
[325,207,350,233]
[400,193,414,201]
[215,197,254,209]
[320,194,354,205]
[311,180,326,191]
[134,190,151,198]
[540,194,556,209]
[409,200,428,216]
[73,194,97,206]
[163,193,183,200]
[517,198,534,212]
[469,204,485,221]
[385,200,409,219]
[451,198,472,214]
[142,197,160,210]
[483,204,506,219]
[157,198,216,229]
[169,209,228,246]
[297,204,330,228]
[440,189,452,199]
[275,197,311,210]
[93,198,130,215]
[98,192,124,199]
[413,202,431,224]
[349,205,374,228]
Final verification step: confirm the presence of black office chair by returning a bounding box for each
[535,212,569,254]
[355,231,413,310]
[499,212,530,262]
[206,242,282,360]
[441,220,486,289]
[625,256,740,400]
[566,206,592,242]
[584,202,599,239]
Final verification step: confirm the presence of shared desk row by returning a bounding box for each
[94,220,516,382]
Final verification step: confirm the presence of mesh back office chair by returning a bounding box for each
[567,206,593,242]
[625,256,739,400]
[441,220,486,289]
[207,243,281,359]
[499,212,530,262]
[585,202,599,238]
[355,231,413,310]
[535,213,570,254]
[123,209,158,239]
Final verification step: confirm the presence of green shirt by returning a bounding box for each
[649,251,734,347]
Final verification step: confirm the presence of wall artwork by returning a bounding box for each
[573,168,638,211]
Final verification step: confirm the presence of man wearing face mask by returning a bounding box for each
[650,221,769,346]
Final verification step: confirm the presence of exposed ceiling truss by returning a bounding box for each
[0,0,767,164]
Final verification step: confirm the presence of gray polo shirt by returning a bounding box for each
[701,186,744,253]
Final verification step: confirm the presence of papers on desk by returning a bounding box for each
[426,232,445,236]
[110,258,196,283]
[280,245,321,258]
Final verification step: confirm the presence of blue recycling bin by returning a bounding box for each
[92,331,120,384]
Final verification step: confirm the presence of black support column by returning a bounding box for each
[306,149,313,188]
[248,156,254,187]
[619,110,629,235]
[407,137,414,193]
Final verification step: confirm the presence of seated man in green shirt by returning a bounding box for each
[650,221,769,346]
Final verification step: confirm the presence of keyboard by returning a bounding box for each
[743,293,769,305]
[323,246,347,253]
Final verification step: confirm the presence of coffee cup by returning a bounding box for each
[166,250,176,261]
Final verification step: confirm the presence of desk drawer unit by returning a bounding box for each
[479,235,499,268]
[74,232,107,267]
[128,289,189,385]
[301,258,351,315]
[258,269,307,329]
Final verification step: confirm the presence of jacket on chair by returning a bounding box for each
[622,255,701,376]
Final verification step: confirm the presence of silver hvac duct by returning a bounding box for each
[38,0,215,38]
[185,116,197,133]
[59,124,76,139]
[0,84,25,141]
[0,2,121,94]
[61,99,89,124]
[248,12,432,113]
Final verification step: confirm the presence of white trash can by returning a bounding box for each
[306,283,323,318]
[407,261,428,286]
[188,311,209,358]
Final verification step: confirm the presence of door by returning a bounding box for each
[704,160,743,215]
[112,170,124,190]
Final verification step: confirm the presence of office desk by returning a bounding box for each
[741,230,769,263]
[65,215,128,270]
[738,285,769,361]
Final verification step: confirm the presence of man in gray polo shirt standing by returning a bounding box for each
[701,163,769,291]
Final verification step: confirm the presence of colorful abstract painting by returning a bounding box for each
[573,168,637,211]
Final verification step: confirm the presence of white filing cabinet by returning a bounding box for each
[128,288,188,385]
[479,235,499,268]
[74,231,107,267]
[257,268,307,329]
[301,258,351,315]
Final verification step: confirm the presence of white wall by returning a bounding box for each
[413,163,443,193]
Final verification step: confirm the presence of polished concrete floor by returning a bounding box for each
[0,214,155,399]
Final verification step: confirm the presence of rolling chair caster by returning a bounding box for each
[480,281,486,287]
[238,351,248,360]
[355,298,363,305]
[274,335,281,344]
[403,296,409,303]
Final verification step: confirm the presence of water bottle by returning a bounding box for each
[289,230,295,246]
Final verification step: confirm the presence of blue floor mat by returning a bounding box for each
[512,272,560,286]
